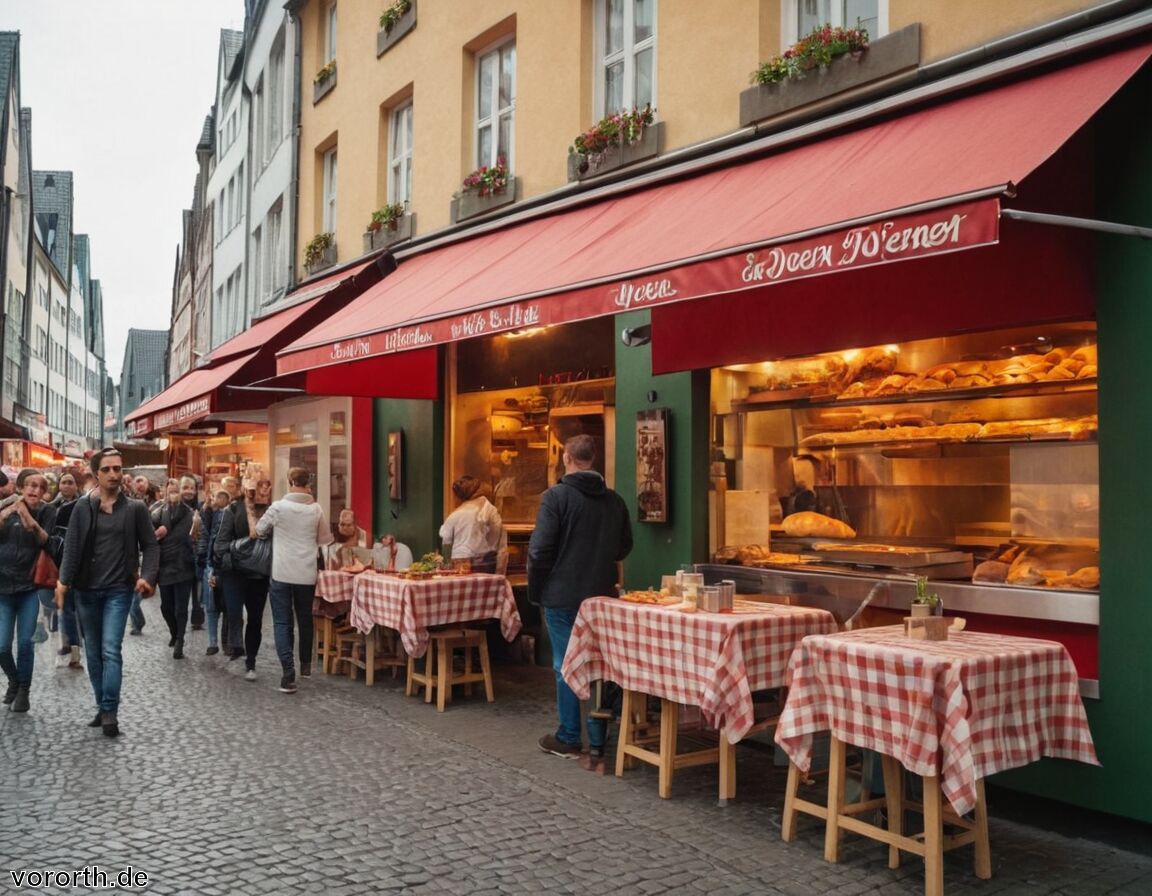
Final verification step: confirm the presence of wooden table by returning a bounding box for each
[562,596,837,799]
[775,626,1099,896]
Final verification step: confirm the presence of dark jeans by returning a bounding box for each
[544,605,606,749]
[222,573,267,670]
[74,588,133,714]
[0,590,39,686]
[159,580,194,640]
[129,592,146,633]
[269,580,315,674]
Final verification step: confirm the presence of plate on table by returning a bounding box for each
[620,591,680,606]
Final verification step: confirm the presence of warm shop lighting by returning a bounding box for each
[489,414,523,434]
[503,326,549,339]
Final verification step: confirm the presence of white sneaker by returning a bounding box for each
[244,669,257,681]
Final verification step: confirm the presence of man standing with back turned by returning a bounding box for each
[55,448,159,737]
[530,434,632,759]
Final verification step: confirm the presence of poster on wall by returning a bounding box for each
[636,409,669,523]
[388,430,404,503]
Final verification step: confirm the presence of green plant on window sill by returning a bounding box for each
[751,23,869,85]
[314,60,336,85]
[457,156,509,198]
[379,0,412,34]
[303,232,334,268]
[367,203,405,233]
[912,575,940,607]
[569,104,655,166]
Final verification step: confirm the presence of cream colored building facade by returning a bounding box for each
[289,0,1113,274]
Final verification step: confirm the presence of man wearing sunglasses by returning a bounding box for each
[54,448,159,738]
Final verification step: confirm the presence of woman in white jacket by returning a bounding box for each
[439,475,505,573]
[255,467,333,694]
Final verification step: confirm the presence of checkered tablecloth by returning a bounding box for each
[562,597,837,743]
[315,570,356,604]
[347,572,521,658]
[774,626,1099,816]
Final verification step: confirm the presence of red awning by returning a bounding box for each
[125,351,258,434]
[277,42,1150,376]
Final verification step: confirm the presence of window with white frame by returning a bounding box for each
[476,40,515,170]
[786,0,883,43]
[325,3,338,63]
[267,201,285,294]
[226,178,235,231]
[253,76,265,167]
[269,35,285,146]
[252,225,263,301]
[596,0,656,116]
[322,148,338,232]
[390,102,413,206]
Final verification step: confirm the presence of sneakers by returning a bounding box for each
[279,673,298,694]
[244,669,257,682]
[205,645,220,656]
[538,733,582,758]
[299,663,311,678]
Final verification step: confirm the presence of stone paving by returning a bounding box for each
[2,599,1150,895]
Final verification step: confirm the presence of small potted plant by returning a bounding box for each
[459,156,509,198]
[364,203,412,251]
[303,231,335,273]
[313,59,337,103]
[910,575,942,616]
[368,203,405,233]
[568,104,657,179]
[377,0,417,54]
[452,156,514,222]
[379,0,412,34]
[314,60,336,85]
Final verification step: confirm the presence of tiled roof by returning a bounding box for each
[221,29,243,79]
[88,279,105,361]
[32,170,74,282]
[73,234,91,301]
[120,329,169,407]
[0,33,17,105]
[197,112,214,150]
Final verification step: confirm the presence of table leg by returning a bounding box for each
[823,736,847,863]
[881,754,904,869]
[366,630,376,687]
[424,643,436,704]
[718,729,737,802]
[616,690,636,778]
[973,778,992,879]
[658,699,678,799]
[782,761,801,842]
[922,774,944,896]
[436,638,449,712]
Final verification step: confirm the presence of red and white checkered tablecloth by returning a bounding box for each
[347,572,521,658]
[774,626,1099,816]
[562,596,837,744]
[315,570,356,604]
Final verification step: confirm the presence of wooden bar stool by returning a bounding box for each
[405,627,494,712]
[313,615,338,674]
[344,627,406,686]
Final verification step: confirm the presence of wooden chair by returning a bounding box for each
[406,627,494,712]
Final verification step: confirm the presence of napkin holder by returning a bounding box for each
[904,616,963,641]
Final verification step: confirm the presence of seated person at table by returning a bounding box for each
[323,509,369,569]
[372,534,414,572]
[439,476,504,574]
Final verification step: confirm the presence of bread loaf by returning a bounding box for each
[781,512,856,539]
[1071,344,1097,365]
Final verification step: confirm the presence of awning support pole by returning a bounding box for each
[1001,207,1152,240]
[225,385,307,393]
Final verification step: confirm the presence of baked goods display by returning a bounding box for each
[781,511,856,539]
[714,545,814,566]
[972,544,1099,590]
[799,414,1096,448]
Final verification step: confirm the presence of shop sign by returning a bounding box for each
[126,417,152,438]
[278,198,998,373]
[153,394,212,430]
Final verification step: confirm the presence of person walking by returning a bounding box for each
[0,469,57,714]
[213,476,271,681]
[440,475,504,573]
[46,475,82,669]
[255,467,333,693]
[197,489,230,655]
[529,435,632,760]
[152,480,199,660]
[55,448,159,737]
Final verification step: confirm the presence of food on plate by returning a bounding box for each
[972,560,1010,583]
[781,511,856,539]
[621,590,677,605]
[342,561,367,574]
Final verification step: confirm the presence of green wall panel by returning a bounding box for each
[613,309,710,590]
[372,396,444,559]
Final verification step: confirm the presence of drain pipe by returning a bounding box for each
[285,3,303,291]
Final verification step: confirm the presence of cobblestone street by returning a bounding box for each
[2,600,1150,895]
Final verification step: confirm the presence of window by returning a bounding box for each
[252,225,263,301]
[597,0,655,116]
[787,0,882,43]
[253,76,265,167]
[226,177,235,231]
[390,102,414,205]
[325,3,338,63]
[267,201,285,294]
[269,35,285,146]
[322,147,338,232]
[475,40,515,169]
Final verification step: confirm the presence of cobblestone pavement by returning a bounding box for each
[2,600,1150,895]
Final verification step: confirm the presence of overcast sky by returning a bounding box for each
[5,0,244,382]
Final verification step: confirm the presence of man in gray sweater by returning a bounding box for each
[55,448,159,737]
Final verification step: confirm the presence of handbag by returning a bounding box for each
[33,549,59,589]
[229,536,272,578]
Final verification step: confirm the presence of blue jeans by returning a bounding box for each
[129,592,146,633]
[202,568,221,648]
[0,590,40,686]
[74,588,133,714]
[269,580,315,673]
[58,590,81,648]
[544,606,606,749]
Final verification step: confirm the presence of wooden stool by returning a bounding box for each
[313,616,338,674]
[405,628,494,712]
[332,624,365,679]
[343,627,406,686]
[781,736,991,896]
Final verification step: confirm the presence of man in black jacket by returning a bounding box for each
[529,434,632,759]
[55,448,159,737]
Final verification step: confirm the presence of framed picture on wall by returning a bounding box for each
[636,408,669,523]
[388,429,404,503]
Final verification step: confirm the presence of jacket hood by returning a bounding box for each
[282,492,315,505]
[562,470,608,496]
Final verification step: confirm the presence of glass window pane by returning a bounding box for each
[798,0,830,36]
[497,112,512,164]
[633,0,653,43]
[499,44,516,110]
[478,125,492,167]
[478,53,494,118]
[604,60,624,113]
[634,47,653,109]
[843,0,877,33]
[606,0,624,55]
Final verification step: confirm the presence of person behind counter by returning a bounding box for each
[440,476,504,573]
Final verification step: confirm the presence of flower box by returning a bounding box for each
[313,64,337,104]
[739,23,920,127]
[450,176,518,224]
[568,121,663,182]
[305,243,336,276]
[363,212,415,253]
[377,0,416,56]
